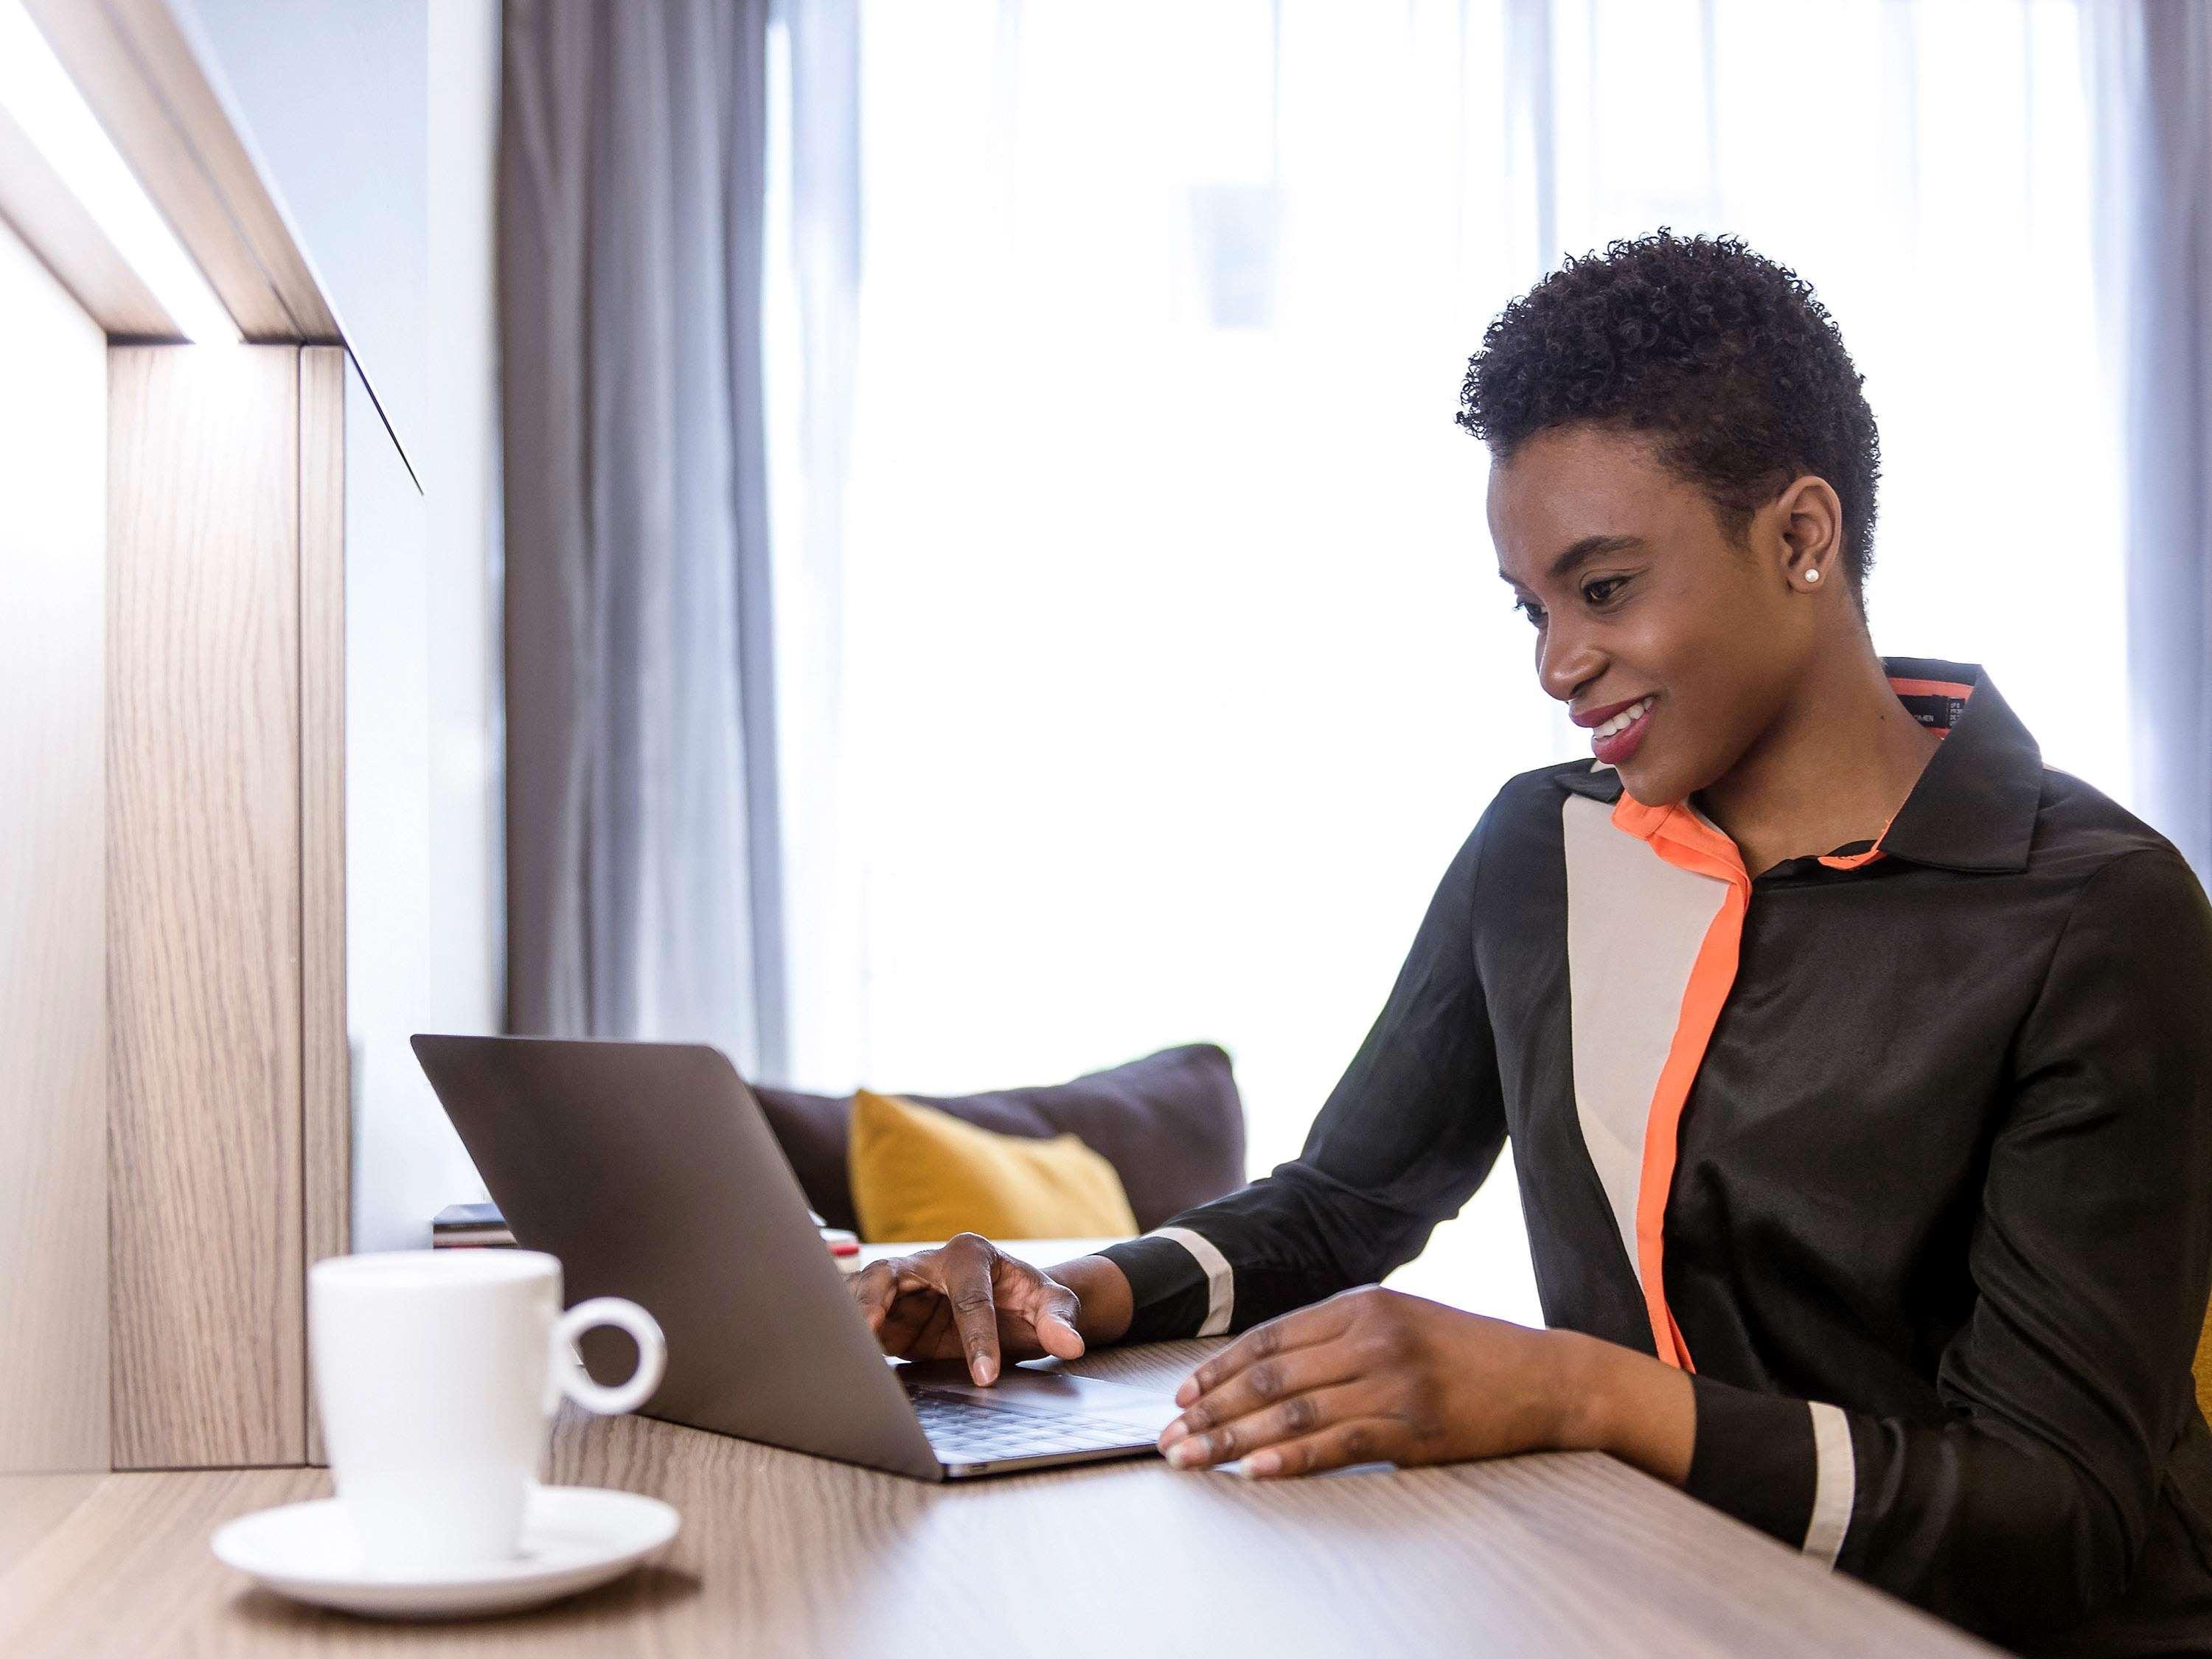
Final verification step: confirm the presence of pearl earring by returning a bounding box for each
[1804,568,1822,585]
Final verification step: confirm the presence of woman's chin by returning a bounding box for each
[1614,754,1688,810]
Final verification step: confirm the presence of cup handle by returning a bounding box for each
[550,1297,667,1416]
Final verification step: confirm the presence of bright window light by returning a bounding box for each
[785,0,2126,1332]
[0,0,237,342]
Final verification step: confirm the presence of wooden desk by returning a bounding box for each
[0,1246,1997,1656]
[0,1354,1997,1658]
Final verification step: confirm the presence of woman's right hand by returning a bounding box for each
[846,1232,1088,1385]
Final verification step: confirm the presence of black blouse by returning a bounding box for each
[1098,658,2212,1655]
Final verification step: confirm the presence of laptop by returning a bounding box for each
[409,1033,1183,1481]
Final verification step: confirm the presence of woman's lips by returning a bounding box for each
[1592,695,1655,766]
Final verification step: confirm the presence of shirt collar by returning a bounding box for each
[1550,655,2042,874]
[1869,656,2039,872]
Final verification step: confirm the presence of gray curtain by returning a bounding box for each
[499,0,787,1075]
[2092,1,2212,875]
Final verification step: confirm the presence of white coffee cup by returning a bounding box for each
[308,1249,667,1573]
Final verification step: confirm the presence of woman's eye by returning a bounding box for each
[1583,576,1627,605]
[1514,597,1546,627]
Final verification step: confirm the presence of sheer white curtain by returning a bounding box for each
[2087,1,2212,874]
[769,0,2126,1324]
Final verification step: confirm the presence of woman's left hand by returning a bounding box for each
[1158,1284,1682,1481]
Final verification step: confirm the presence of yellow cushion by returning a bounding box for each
[847,1088,1140,1243]
[2197,1298,2212,1424]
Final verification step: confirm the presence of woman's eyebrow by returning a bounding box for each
[1545,534,1646,580]
[1496,533,1646,589]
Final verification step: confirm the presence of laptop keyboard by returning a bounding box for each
[905,1385,1152,1462]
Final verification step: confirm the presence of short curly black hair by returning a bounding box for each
[1456,229,1882,601]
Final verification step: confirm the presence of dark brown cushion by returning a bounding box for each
[751,1043,1246,1235]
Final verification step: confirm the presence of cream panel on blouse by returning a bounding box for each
[1560,790,1730,1283]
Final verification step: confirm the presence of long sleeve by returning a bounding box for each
[1095,807,1510,1344]
[1680,846,2212,1643]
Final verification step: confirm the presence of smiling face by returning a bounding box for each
[1489,424,1826,807]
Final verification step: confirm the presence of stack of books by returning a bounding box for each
[431,1200,863,1271]
[822,1220,863,1273]
[430,1200,512,1248]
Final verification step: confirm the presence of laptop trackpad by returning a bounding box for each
[894,1357,1180,1431]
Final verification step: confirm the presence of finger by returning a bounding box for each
[882,1254,945,1298]
[1018,1275,1085,1360]
[908,1291,959,1361]
[877,1287,942,1355]
[869,1248,961,1347]
[1174,1298,1359,1407]
[1231,1416,1400,1480]
[936,1236,1006,1385]
[862,1253,943,1313]
[1163,1380,1374,1470]
[849,1261,899,1332]
[1158,1342,1366,1450]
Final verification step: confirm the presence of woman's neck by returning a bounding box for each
[1693,638,1944,880]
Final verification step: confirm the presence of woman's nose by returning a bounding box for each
[1537,620,1603,707]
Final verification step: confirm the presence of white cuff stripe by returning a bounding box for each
[1802,1401,1856,1569]
[1150,1227,1234,1337]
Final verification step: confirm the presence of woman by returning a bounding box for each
[846,231,2212,1655]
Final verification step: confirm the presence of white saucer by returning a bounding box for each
[212,1485,681,1620]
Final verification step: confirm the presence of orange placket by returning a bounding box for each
[1817,813,1893,871]
[1608,793,1753,1371]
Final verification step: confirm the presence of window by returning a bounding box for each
[781,1,2122,1321]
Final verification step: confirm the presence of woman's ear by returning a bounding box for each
[1773,473,1843,592]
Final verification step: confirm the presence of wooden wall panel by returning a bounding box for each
[107,344,305,1468]
[299,346,348,1467]
[0,220,111,1476]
